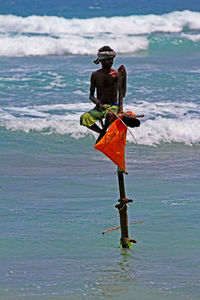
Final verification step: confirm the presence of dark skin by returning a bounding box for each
[88,58,125,136]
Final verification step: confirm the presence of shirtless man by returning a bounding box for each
[80,46,125,142]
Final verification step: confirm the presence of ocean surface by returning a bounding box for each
[0,1,200,299]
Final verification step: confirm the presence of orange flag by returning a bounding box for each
[94,119,127,172]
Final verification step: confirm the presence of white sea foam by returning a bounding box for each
[1,101,199,146]
[0,33,148,56]
[127,117,200,146]
[181,33,200,42]
[0,10,200,56]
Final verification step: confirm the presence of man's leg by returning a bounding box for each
[103,111,116,131]
[95,128,107,144]
[80,106,117,144]
[80,108,104,136]
[95,109,117,144]
[86,123,103,134]
[95,114,115,144]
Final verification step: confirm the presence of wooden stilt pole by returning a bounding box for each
[116,169,130,248]
[115,65,136,248]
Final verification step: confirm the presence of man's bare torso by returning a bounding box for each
[91,68,118,104]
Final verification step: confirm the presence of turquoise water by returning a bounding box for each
[0,54,200,299]
[0,54,200,300]
[1,127,199,299]
[0,1,200,298]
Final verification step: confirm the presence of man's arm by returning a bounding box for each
[89,73,102,107]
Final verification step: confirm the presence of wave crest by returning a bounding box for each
[0,10,200,56]
[1,102,200,146]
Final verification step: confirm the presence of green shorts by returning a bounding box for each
[80,104,119,127]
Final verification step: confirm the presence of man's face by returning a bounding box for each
[101,58,114,70]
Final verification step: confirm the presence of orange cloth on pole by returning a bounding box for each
[94,119,127,172]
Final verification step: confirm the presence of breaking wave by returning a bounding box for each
[0,101,199,146]
[0,10,200,56]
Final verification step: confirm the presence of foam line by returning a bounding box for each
[0,11,200,56]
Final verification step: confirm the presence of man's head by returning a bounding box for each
[98,45,114,53]
[94,46,116,69]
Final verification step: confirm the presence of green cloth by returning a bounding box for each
[80,104,119,127]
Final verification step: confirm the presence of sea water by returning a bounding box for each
[0,1,200,299]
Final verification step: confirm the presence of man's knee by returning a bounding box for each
[80,112,96,127]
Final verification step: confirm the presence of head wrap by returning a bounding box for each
[93,50,116,64]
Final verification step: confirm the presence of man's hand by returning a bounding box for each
[95,99,102,108]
